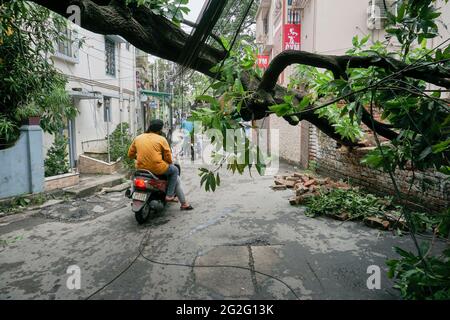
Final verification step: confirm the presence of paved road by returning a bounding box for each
[0,162,420,300]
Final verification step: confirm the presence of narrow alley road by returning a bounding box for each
[0,162,417,300]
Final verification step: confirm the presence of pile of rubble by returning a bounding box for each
[271,172,409,231]
[271,172,350,205]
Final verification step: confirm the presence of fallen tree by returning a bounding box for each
[3,0,449,173]
[20,0,449,149]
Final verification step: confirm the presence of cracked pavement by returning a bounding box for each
[0,162,424,300]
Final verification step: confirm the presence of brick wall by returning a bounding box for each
[78,155,122,175]
[311,130,449,211]
[45,172,80,192]
[270,116,310,168]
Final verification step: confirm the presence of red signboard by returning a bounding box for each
[257,55,270,69]
[283,24,301,51]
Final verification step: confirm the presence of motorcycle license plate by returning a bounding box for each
[132,192,147,202]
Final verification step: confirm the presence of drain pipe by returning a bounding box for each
[107,107,111,163]
[118,42,124,147]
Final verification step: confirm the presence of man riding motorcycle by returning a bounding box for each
[127,119,193,211]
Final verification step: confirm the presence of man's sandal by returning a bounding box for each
[180,204,194,211]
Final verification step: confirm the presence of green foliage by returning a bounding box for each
[198,168,220,192]
[210,0,259,47]
[307,160,318,173]
[387,244,450,300]
[0,115,19,146]
[291,65,364,143]
[108,122,134,169]
[190,40,272,191]
[289,6,450,174]
[126,0,190,25]
[0,1,77,147]
[384,0,448,57]
[0,193,53,215]
[44,135,70,177]
[304,188,392,220]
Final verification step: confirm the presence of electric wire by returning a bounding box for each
[199,0,256,97]
[85,222,301,300]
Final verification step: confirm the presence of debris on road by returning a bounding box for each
[272,171,419,233]
[271,172,350,200]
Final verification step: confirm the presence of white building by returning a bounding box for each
[46,22,139,168]
[255,0,450,167]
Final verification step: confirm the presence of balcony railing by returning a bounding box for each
[287,8,301,24]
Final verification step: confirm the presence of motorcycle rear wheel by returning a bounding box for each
[135,204,151,225]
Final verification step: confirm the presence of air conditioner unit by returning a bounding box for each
[367,0,396,30]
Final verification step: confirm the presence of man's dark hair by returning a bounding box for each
[146,119,164,133]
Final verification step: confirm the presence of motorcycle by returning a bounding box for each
[125,164,181,224]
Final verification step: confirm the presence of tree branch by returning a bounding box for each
[259,50,450,92]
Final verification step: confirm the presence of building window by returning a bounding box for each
[263,16,269,35]
[57,26,73,57]
[103,97,111,122]
[105,39,116,76]
[55,26,79,62]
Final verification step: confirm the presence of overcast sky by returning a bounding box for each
[150,1,207,61]
[186,0,206,22]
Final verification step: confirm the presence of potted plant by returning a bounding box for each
[16,102,41,126]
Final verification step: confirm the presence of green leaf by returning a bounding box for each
[360,34,370,46]
[200,174,208,187]
[397,3,406,21]
[211,81,226,90]
[418,146,432,160]
[268,103,292,117]
[283,95,294,104]
[236,100,243,113]
[298,95,311,110]
[241,60,254,69]
[220,37,230,51]
[432,140,450,154]
[216,173,221,186]
[196,95,217,105]
[352,35,359,47]
[208,173,216,192]
[234,78,244,93]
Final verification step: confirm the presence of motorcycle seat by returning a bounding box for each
[134,169,167,181]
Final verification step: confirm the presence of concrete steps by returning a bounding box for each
[64,174,125,198]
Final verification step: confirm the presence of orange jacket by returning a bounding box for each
[127,133,172,175]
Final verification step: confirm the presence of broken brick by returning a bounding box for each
[303,179,316,187]
[364,217,390,230]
